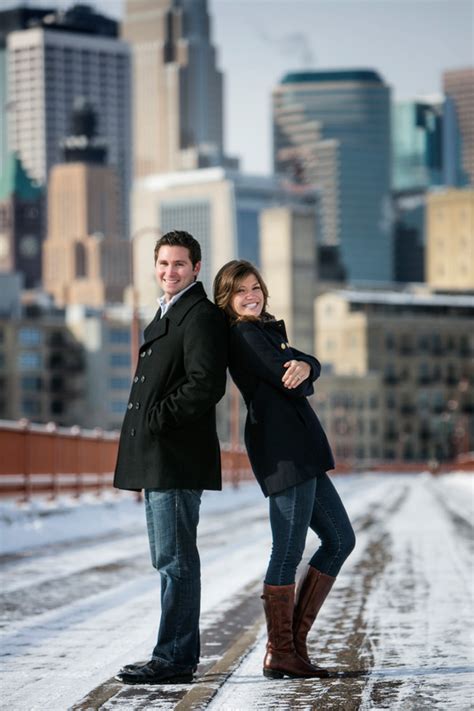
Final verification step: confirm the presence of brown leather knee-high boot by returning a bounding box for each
[261,583,321,679]
[293,566,335,667]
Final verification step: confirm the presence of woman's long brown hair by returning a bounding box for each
[213,260,270,322]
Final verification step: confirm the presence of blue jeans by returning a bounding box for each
[144,488,203,670]
[265,473,355,585]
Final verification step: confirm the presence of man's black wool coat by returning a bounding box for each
[114,282,227,491]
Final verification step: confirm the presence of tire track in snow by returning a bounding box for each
[359,476,474,710]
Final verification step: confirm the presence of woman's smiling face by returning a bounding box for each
[231,273,264,318]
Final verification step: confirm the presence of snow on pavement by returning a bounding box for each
[208,473,474,711]
[0,474,472,710]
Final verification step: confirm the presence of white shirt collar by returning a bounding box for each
[158,280,198,318]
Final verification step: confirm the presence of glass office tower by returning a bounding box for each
[273,70,392,283]
[392,100,444,192]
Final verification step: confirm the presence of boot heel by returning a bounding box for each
[263,668,284,679]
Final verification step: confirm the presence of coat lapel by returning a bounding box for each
[166,282,207,325]
[142,313,168,346]
[142,282,207,347]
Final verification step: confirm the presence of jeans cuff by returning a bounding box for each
[151,654,196,671]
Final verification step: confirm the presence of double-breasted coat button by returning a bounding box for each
[135,402,141,410]
[140,375,146,382]
[133,376,139,383]
[147,348,153,356]
[280,343,287,349]
[127,402,133,410]
[140,352,146,359]
[130,428,136,437]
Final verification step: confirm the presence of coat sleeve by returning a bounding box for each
[288,346,321,383]
[231,322,314,398]
[147,309,228,432]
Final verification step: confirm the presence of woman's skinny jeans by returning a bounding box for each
[265,473,356,585]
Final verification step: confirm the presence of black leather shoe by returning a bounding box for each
[115,659,194,685]
[120,660,197,674]
[120,660,150,673]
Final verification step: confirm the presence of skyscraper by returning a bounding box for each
[123,0,236,178]
[43,101,130,307]
[392,99,444,192]
[273,70,392,283]
[6,4,131,236]
[260,205,318,353]
[0,6,54,182]
[443,68,474,186]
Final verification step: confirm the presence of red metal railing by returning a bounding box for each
[0,420,471,501]
[0,419,253,501]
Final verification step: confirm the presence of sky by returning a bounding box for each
[9,0,474,174]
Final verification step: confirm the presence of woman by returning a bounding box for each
[214,260,355,680]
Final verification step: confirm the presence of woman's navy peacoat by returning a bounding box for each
[113,283,227,491]
[229,318,334,497]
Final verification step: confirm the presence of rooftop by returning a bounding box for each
[0,153,42,201]
[280,69,384,85]
[335,289,474,309]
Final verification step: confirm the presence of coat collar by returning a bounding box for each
[259,318,288,340]
[143,282,208,344]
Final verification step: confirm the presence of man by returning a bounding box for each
[114,230,227,685]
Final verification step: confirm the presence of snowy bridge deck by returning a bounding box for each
[0,473,472,710]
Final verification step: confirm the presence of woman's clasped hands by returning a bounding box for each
[282,360,311,389]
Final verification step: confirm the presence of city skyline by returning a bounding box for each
[11,0,473,174]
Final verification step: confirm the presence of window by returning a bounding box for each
[75,242,87,278]
[384,363,397,384]
[21,376,42,391]
[110,353,131,368]
[385,393,396,410]
[21,398,41,416]
[50,376,64,393]
[431,333,443,355]
[51,400,64,415]
[432,391,445,414]
[400,334,413,355]
[417,334,429,352]
[109,330,130,345]
[418,362,430,384]
[417,391,430,410]
[18,328,42,346]
[459,335,471,357]
[49,353,64,369]
[109,377,131,390]
[19,352,42,371]
[369,394,379,409]
[109,400,127,414]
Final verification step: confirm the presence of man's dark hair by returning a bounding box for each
[154,230,202,266]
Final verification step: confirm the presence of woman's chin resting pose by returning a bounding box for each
[214,260,356,679]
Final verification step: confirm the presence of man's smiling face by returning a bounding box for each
[155,245,201,302]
